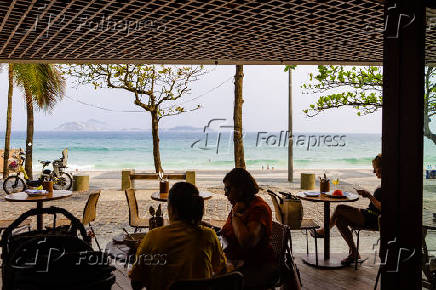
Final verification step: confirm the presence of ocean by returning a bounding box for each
[2,131,435,171]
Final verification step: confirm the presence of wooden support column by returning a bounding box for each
[381,0,425,288]
[234,65,246,169]
[288,68,293,182]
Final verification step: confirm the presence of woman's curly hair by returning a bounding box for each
[373,154,382,169]
[223,168,259,200]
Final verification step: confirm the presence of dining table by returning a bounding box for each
[296,191,359,269]
[4,190,72,230]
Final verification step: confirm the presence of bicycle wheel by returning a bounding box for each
[3,176,25,194]
[53,172,73,190]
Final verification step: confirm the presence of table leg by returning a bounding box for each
[324,201,330,260]
[37,201,43,230]
[302,201,345,269]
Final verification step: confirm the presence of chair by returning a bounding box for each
[1,206,115,290]
[53,191,101,250]
[169,272,244,290]
[352,215,381,270]
[268,192,320,266]
[0,219,31,235]
[268,221,302,289]
[125,189,149,232]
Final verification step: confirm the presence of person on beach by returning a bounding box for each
[221,168,279,289]
[129,182,227,290]
[314,154,382,265]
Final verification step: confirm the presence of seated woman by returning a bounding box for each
[315,154,382,265]
[129,182,227,290]
[221,168,279,289]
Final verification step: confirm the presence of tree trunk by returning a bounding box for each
[424,116,436,145]
[424,67,436,145]
[151,111,163,173]
[233,65,246,169]
[25,89,34,179]
[3,64,13,178]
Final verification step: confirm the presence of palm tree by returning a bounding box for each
[13,64,65,178]
[2,64,14,179]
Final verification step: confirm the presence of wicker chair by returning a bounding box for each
[268,192,320,266]
[53,191,101,250]
[268,221,302,289]
[125,189,149,232]
[1,206,115,290]
[169,272,244,290]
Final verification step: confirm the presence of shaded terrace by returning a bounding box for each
[0,0,435,289]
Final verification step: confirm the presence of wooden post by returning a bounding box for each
[300,173,315,190]
[233,65,246,168]
[381,1,425,288]
[73,174,89,191]
[288,68,293,182]
[186,171,196,185]
[122,169,134,190]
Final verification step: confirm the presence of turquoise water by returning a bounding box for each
[0,131,393,171]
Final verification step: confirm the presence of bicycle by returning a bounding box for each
[3,149,73,194]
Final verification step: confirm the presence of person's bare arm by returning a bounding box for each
[356,189,381,211]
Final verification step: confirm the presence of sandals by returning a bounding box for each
[309,229,324,238]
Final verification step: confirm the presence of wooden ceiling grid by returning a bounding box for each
[0,0,433,64]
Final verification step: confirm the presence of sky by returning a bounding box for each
[0,65,382,133]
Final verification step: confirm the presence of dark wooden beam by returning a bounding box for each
[381,0,425,288]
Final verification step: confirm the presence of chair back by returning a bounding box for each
[1,207,115,290]
[125,189,141,227]
[268,192,284,223]
[169,272,244,290]
[270,221,302,289]
[82,191,100,225]
[271,221,288,263]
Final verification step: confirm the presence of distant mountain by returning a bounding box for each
[54,119,110,131]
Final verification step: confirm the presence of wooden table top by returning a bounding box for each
[4,190,72,202]
[151,191,213,202]
[296,191,359,203]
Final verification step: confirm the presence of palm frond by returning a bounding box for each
[13,64,66,111]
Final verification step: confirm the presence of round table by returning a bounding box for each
[296,191,359,269]
[151,191,213,202]
[5,190,72,230]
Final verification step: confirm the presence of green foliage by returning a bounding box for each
[284,65,297,72]
[302,65,436,145]
[13,64,65,111]
[302,65,383,117]
[64,64,205,119]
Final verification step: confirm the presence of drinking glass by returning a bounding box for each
[332,178,339,191]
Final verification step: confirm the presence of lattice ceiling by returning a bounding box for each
[0,0,434,64]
